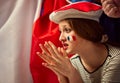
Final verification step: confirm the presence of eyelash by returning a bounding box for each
[64,28,72,33]
[59,28,72,33]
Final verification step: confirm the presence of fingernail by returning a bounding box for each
[36,52,40,55]
[39,43,42,46]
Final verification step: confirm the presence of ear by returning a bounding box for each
[100,34,108,43]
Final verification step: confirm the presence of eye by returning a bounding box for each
[64,28,72,33]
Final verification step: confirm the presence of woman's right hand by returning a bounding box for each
[36,41,76,83]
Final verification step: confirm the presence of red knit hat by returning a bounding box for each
[49,1,103,24]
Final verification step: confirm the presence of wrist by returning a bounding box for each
[58,75,68,83]
[68,68,83,83]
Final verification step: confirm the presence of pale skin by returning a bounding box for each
[101,0,120,18]
[37,20,108,83]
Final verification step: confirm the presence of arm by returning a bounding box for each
[37,41,83,83]
[58,75,68,83]
[67,68,84,83]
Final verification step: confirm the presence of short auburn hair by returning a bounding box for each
[65,18,104,43]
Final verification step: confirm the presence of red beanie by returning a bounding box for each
[49,1,103,24]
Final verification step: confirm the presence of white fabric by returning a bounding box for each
[0,0,37,83]
[34,0,43,21]
[49,2,103,24]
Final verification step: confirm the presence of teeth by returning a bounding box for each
[63,44,68,46]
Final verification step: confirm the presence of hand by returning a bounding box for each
[37,41,76,78]
[101,0,120,18]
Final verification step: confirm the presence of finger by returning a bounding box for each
[43,62,61,73]
[44,41,58,57]
[39,44,56,63]
[57,47,61,53]
[102,0,114,7]
[47,41,63,60]
[37,51,59,67]
[101,0,105,3]
[57,47,62,54]
[48,41,69,61]
[44,41,61,63]
[58,47,69,59]
[36,52,52,64]
[104,4,115,14]
[60,48,69,59]
[47,41,59,55]
[58,47,68,59]
[40,43,64,66]
[102,0,115,14]
[42,60,62,75]
[107,7,119,18]
[39,44,50,56]
[37,49,61,67]
[42,62,63,76]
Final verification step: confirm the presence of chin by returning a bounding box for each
[66,49,74,55]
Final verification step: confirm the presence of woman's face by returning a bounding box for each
[58,20,86,55]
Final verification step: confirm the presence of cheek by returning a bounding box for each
[66,35,76,41]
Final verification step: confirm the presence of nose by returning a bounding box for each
[59,33,66,42]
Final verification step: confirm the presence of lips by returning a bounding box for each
[62,43,68,50]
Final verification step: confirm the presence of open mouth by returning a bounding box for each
[62,43,68,50]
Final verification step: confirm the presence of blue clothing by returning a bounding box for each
[69,0,94,2]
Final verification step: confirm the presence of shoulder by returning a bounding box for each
[70,54,80,64]
[108,44,120,58]
[70,54,82,69]
[106,44,120,67]
[70,54,79,60]
[101,45,120,82]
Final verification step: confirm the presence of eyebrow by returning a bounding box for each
[59,25,67,31]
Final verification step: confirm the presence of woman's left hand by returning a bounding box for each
[37,41,76,78]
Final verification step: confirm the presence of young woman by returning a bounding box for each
[37,1,120,83]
